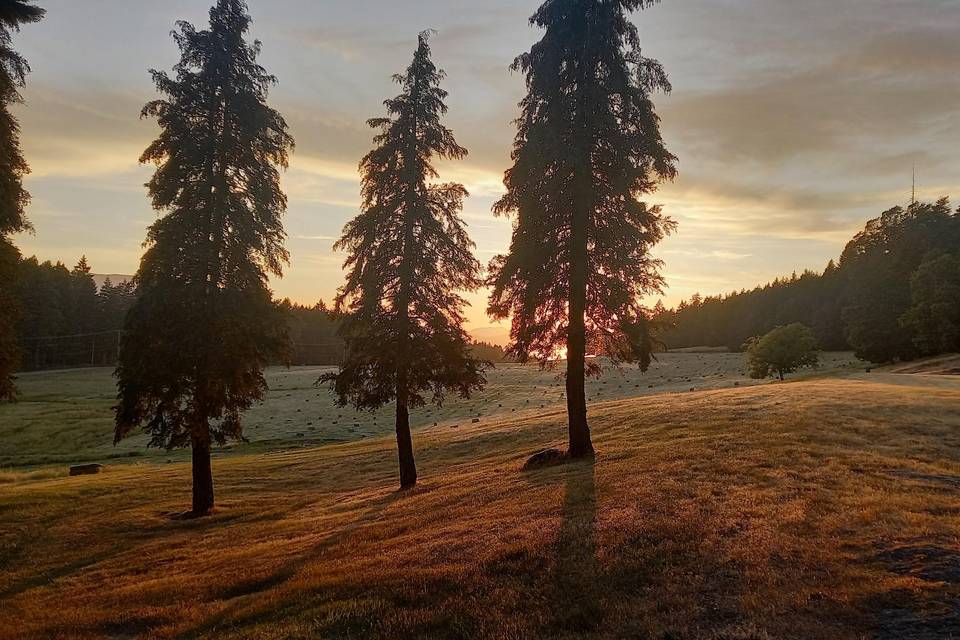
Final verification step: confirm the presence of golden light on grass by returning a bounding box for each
[2,373,959,639]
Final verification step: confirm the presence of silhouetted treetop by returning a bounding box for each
[0,0,44,237]
[115,0,292,515]
[490,0,677,367]
[138,0,293,287]
[489,0,675,458]
[0,0,43,402]
[323,32,485,488]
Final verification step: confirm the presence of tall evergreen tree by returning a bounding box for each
[0,238,19,399]
[0,0,43,402]
[68,256,98,334]
[115,0,293,516]
[488,0,676,457]
[322,33,485,489]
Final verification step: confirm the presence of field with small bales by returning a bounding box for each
[1,352,861,471]
[3,361,960,639]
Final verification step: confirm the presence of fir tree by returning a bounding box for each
[0,0,42,238]
[322,33,485,489]
[115,0,293,516]
[0,0,43,402]
[0,238,19,400]
[488,0,676,457]
[68,256,98,334]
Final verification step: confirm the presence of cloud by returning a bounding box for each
[661,22,960,169]
[13,0,960,321]
[17,84,154,178]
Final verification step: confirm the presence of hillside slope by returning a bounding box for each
[2,376,959,640]
[889,354,960,376]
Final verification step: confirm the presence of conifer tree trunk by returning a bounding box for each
[191,430,215,515]
[394,204,418,489]
[395,380,418,489]
[567,185,594,458]
[393,79,420,490]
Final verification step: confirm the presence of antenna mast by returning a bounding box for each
[911,164,917,206]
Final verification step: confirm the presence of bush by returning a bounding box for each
[744,323,819,381]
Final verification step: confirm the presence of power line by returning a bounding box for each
[20,329,123,342]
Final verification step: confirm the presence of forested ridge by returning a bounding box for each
[12,198,959,370]
[10,255,512,370]
[657,198,960,363]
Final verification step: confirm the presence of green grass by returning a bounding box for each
[1,372,958,639]
[2,353,864,469]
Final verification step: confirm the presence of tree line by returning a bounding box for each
[5,254,511,370]
[655,198,960,363]
[12,256,135,369]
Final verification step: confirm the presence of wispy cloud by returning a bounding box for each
[12,0,960,319]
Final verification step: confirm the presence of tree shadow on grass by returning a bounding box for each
[551,458,601,634]
[0,548,122,600]
[169,489,404,640]
[865,539,960,640]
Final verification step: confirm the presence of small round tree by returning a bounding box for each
[745,323,819,381]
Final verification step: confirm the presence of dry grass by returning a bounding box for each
[2,373,959,640]
[1,353,863,468]
[889,353,960,376]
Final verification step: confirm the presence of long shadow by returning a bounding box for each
[867,540,960,639]
[171,489,403,640]
[551,459,601,633]
[0,549,122,600]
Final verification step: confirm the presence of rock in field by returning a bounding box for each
[522,448,566,470]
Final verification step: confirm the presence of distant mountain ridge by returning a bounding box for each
[92,274,133,290]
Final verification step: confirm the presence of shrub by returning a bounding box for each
[744,323,819,381]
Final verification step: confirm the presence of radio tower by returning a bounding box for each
[910,164,917,207]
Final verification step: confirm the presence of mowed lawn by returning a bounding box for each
[2,374,959,639]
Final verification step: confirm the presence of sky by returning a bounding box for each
[11,0,960,343]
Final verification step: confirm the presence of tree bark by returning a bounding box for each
[395,386,418,489]
[567,181,594,459]
[565,32,596,460]
[392,70,421,491]
[191,431,215,516]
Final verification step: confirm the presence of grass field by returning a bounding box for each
[1,352,862,469]
[1,370,959,639]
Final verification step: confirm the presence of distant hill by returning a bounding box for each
[92,274,133,290]
[469,325,510,347]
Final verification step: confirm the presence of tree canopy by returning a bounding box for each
[745,323,820,381]
[0,0,44,402]
[114,0,293,515]
[323,33,485,489]
[488,0,676,457]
